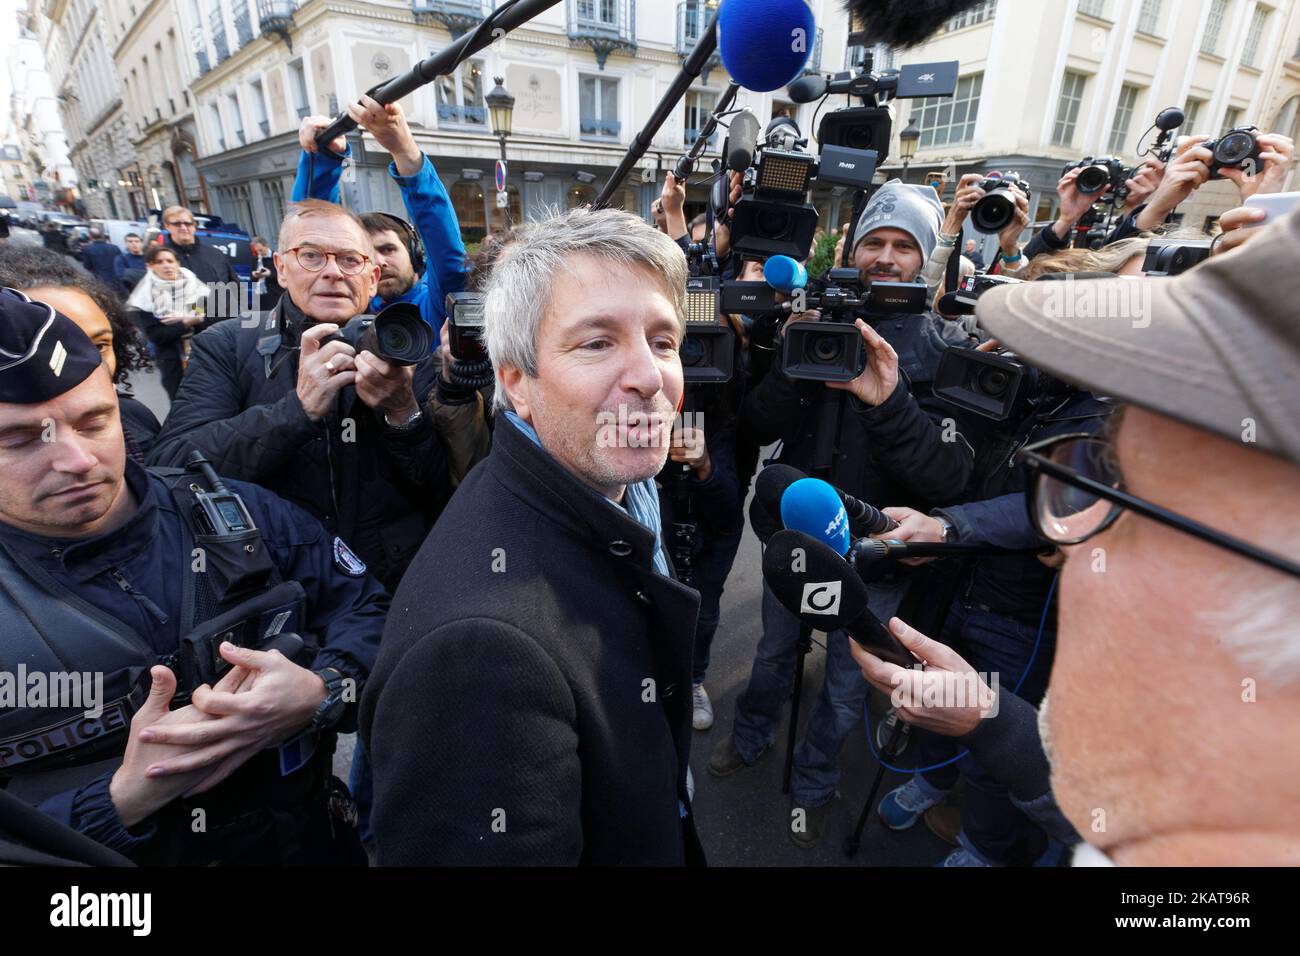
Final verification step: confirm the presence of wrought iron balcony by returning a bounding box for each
[437,102,488,125]
[580,116,621,138]
[210,7,231,63]
[568,0,636,70]
[412,0,492,39]
[191,25,211,75]
[233,4,255,48]
[258,0,299,50]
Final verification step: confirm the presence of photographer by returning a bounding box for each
[712,181,979,847]
[924,172,1031,305]
[148,200,449,592]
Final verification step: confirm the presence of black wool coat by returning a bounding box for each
[360,416,706,866]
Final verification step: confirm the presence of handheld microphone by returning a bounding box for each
[762,530,914,666]
[849,537,1022,563]
[727,109,762,173]
[842,0,991,48]
[780,477,851,556]
[756,465,900,537]
[763,256,808,295]
[717,0,816,92]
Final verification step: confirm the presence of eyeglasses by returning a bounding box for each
[1019,432,1300,579]
[285,246,371,276]
[165,220,196,228]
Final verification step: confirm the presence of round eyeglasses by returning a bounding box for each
[285,246,371,276]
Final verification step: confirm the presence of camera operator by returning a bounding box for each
[711,181,979,847]
[852,201,1300,867]
[869,318,1113,866]
[148,200,449,592]
[294,97,469,341]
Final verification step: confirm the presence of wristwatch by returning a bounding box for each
[932,514,959,544]
[383,407,425,431]
[310,667,348,733]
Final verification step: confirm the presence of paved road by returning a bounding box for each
[128,350,952,866]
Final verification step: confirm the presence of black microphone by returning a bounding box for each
[787,74,828,104]
[849,537,1022,563]
[755,464,899,536]
[727,110,762,173]
[842,0,991,48]
[762,530,914,666]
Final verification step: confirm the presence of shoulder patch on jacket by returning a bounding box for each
[332,536,367,577]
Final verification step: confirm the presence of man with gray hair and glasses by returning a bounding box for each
[361,206,706,865]
[848,202,1300,866]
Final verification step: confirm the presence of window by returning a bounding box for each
[1201,0,1228,55]
[436,59,486,127]
[208,102,225,151]
[1052,71,1088,147]
[1108,84,1140,153]
[287,60,309,119]
[941,0,995,32]
[1183,96,1204,135]
[1223,106,1243,131]
[1276,95,1300,145]
[684,90,718,149]
[770,99,797,123]
[227,92,244,146]
[579,75,620,139]
[1078,0,1106,18]
[1241,6,1269,67]
[249,79,270,138]
[914,71,982,148]
[1137,0,1161,35]
[576,0,617,26]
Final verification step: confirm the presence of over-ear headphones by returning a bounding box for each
[370,212,426,276]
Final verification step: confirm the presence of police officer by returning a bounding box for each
[0,289,388,865]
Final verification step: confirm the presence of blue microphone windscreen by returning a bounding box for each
[718,0,817,93]
[781,478,850,556]
[764,256,808,294]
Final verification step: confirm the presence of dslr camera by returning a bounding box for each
[1203,125,1262,178]
[1063,155,1129,199]
[323,301,431,366]
[971,174,1031,234]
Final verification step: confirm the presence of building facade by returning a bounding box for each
[177,0,850,243]
[864,0,1300,239]
[2,0,77,205]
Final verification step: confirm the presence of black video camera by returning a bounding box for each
[1204,126,1262,179]
[934,347,1064,423]
[323,301,431,366]
[1063,155,1130,199]
[727,118,827,261]
[681,276,735,385]
[971,175,1031,234]
[944,272,1025,315]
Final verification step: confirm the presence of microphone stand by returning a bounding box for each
[593,14,721,208]
[312,0,563,149]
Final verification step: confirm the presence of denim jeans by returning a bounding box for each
[732,576,906,808]
[913,598,1057,865]
[690,528,745,686]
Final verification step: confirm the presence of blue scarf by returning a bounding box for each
[505,411,669,577]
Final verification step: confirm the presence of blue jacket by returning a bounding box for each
[292,146,468,346]
[82,240,123,288]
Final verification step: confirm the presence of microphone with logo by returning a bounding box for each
[758,464,899,540]
[762,529,913,666]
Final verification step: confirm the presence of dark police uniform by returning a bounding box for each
[0,289,389,865]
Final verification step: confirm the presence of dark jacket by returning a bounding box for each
[361,416,705,866]
[162,237,242,320]
[81,240,122,288]
[744,309,978,539]
[114,251,146,295]
[146,296,451,590]
[117,392,161,461]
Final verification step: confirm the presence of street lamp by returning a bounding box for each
[899,117,921,179]
[485,76,515,227]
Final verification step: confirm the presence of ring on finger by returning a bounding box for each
[325,358,337,373]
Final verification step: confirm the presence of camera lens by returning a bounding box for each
[1076,165,1109,194]
[809,334,844,365]
[373,311,432,365]
[972,194,1014,234]
[846,126,875,151]
[758,207,792,237]
[680,335,706,367]
[1214,131,1255,166]
[976,366,1011,397]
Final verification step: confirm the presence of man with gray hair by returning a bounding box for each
[361,206,706,865]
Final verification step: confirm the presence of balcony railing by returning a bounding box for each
[580,117,621,138]
[258,0,299,44]
[258,119,270,136]
[191,26,211,75]
[437,102,488,125]
[413,0,492,39]
[233,4,255,48]
[211,8,231,63]
[684,127,717,150]
[568,0,636,69]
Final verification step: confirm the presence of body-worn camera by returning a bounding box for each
[1204,126,1261,178]
[1143,237,1213,276]
[1063,155,1129,198]
[323,301,431,366]
[971,175,1031,234]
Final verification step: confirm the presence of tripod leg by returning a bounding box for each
[844,713,906,858]
[782,625,813,795]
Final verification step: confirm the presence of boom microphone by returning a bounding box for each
[718,0,816,92]
[756,465,900,537]
[727,109,762,173]
[762,530,914,665]
[841,0,991,49]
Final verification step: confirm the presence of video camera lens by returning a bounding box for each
[976,366,1012,397]
[371,303,432,366]
[809,335,845,364]
[681,336,707,367]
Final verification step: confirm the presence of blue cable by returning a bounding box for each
[861,572,1058,775]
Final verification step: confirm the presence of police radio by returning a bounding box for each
[186,451,257,535]
[183,451,273,602]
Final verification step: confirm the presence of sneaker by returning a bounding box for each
[875,708,911,753]
[708,733,766,778]
[789,799,832,849]
[878,777,946,831]
[940,847,995,867]
[692,684,714,731]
